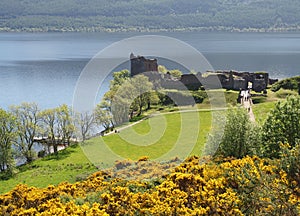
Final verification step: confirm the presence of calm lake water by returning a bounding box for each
[1,32,300,109]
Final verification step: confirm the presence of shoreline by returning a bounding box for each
[1,27,300,34]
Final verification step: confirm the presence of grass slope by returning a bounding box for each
[0,101,278,195]
[252,102,276,124]
[81,110,213,168]
[0,145,97,194]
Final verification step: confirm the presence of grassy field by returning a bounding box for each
[0,89,287,195]
[81,110,214,168]
[252,88,297,124]
[0,110,214,194]
[252,101,277,124]
[0,145,97,194]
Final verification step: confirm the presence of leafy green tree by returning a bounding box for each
[0,109,17,173]
[112,75,153,123]
[216,108,260,158]
[110,69,130,88]
[131,75,153,115]
[158,65,182,79]
[169,69,182,79]
[158,65,168,73]
[262,96,300,158]
[94,101,113,131]
[10,102,41,163]
[104,71,154,125]
[99,70,131,126]
[111,79,136,125]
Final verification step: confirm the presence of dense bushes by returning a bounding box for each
[271,76,300,92]
[262,96,300,158]
[158,90,207,106]
[1,156,299,215]
[215,108,261,158]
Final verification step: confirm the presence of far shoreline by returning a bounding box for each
[2,26,300,34]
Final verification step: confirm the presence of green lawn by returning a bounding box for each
[0,145,97,194]
[252,101,276,124]
[0,99,281,195]
[81,110,214,168]
[0,88,293,195]
[0,110,214,194]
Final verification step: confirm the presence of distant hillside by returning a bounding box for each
[1,0,300,32]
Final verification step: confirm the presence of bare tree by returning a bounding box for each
[76,111,95,142]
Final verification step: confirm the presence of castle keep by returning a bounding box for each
[130,53,158,77]
[130,54,274,93]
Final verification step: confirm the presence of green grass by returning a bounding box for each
[198,90,238,109]
[0,110,215,194]
[0,87,294,195]
[252,101,276,124]
[275,89,298,98]
[81,110,214,168]
[0,145,97,194]
[251,88,297,124]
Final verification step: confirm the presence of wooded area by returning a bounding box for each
[1,0,300,32]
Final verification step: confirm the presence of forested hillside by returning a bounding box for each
[1,0,300,32]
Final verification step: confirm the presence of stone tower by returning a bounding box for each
[130,53,158,77]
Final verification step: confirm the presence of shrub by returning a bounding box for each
[262,96,300,158]
[215,108,261,158]
[271,76,300,92]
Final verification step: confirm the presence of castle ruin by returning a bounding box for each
[130,53,158,77]
[130,54,275,93]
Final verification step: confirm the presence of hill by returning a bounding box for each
[1,0,300,32]
[0,86,288,194]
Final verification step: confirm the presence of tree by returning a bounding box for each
[76,111,95,142]
[111,75,154,125]
[94,101,113,131]
[158,65,182,79]
[262,96,300,158]
[111,80,136,125]
[169,69,182,79]
[10,103,41,163]
[130,75,153,115]
[158,65,168,73]
[110,69,130,88]
[216,108,260,158]
[57,105,76,147]
[98,70,131,126]
[0,109,17,173]
[40,108,57,154]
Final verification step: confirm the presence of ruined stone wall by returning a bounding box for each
[130,55,158,77]
[130,54,271,92]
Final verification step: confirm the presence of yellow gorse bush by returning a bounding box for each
[0,156,299,215]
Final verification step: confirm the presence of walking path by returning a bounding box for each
[240,90,256,122]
